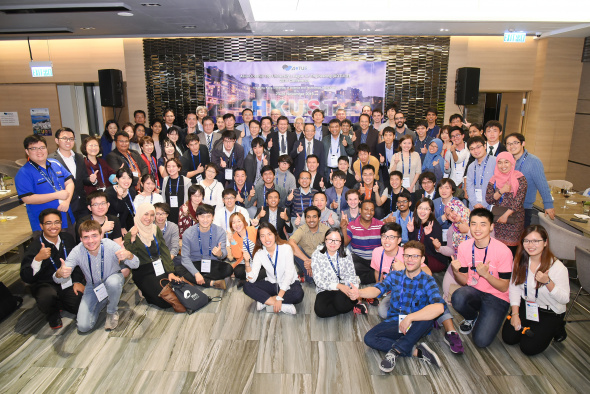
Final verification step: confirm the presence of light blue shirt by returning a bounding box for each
[465,155,496,210]
[393,211,413,243]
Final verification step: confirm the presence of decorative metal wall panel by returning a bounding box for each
[143,36,450,128]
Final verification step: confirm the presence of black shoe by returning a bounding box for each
[14,296,23,309]
[237,280,245,290]
[554,322,567,342]
[48,313,62,329]
[380,348,398,373]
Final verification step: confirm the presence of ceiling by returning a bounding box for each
[0,0,589,40]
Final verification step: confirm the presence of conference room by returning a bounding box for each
[0,1,589,392]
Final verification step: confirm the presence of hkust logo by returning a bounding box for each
[282,65,307,71]
[184,290,200,300]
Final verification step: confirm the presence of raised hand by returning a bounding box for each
[351,133,357,142]
[328,214,335,226]
[235,193,244,203]
[263,156,268,166]
[535,270,550,285]
[267,139,273,149]
[342,138,348,147]
[372,184,379,193]
[212,242,223,257]
[258,207,267,219]
[102,219,115,234]
[406,219,415,233]
[329,170,333,181]
[421,146,427,154]
[219,158,227,168]
[451,259,462,272]
[249,185,256,197]
[379,154,385,164]
[58,258,72,278]
[196,163,204,174]
[424,221,434,235]
[297,142,304,153]
[331,200,339,209]
[295,213,302,227]
[287,189,295,201]
[359,184,366,194]
[340,213,349,229]
[444,160,450,170]
[89,170,99,184]
[280,208,289,221]
[476,261,489,279]
[432,160,439,167]
[129,226,139,243]
[393,153,400,166]
[431,237,442,251]
[499,181,511,195]
[36,243,52,261]
[319,177,325,189]
[116,185,126,199]
[115,247,132,261]
[251,218,259,227]
[355,173,361,182]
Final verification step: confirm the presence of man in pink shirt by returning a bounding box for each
[451,208,513,348]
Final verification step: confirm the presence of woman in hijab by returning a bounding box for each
[123,202,182,308]
[421,138,445,183]
[485,151,528,255]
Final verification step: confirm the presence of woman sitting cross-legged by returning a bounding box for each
[311,228,367,318]
[228,212,266,288]
[243,222,304,314]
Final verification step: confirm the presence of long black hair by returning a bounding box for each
[253,221,288,256]
[319,227,348,258]
[412,197,436,229]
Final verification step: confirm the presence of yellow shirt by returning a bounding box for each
[352,155,381,181]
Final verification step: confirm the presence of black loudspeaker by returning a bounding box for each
[455,67,480,106]
[98,69,124,107]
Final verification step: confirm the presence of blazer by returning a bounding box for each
[197,132,222,152]
[105,149,148,187]
[290,138,325,178]
[179,146,211,184]
[310,171,331,192]
[412,189,440,205]
[314,124,331,140]
[492,142,507,156]
[210,144,245,185]
[49,150,88,217]
[375,141,400,183]
[321,134,355,175]
[255,206,293,240]
[353,127,379,157]
[244,151,271,186]
[268,131,298,169]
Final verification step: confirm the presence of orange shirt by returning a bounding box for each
[231,226,258,264]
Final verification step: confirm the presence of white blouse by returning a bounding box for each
[198,179,224,209]
[247,244,299,292]
[134,192,164,207]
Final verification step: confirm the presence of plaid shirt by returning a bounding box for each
[375,269,444,322]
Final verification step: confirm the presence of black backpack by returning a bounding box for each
[170,280,220,314]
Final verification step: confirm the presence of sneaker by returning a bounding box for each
[212,279,227,290]
[459,317,477,335]
[416,343,441,367]
[298,273,305,283]
[554,322,567,342]
[280,304,297,315]
[444,332,464,354]
[353,302,368,315]
[379,349,398,373]
[105,312,119,331]
[256,302,266,311]
[366,298,379,306]
[48,313,62,329]
[237,280,245,290]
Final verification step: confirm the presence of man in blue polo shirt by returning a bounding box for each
[15,134,75,235]
[353,241,445,373]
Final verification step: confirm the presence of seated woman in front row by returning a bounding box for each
[123,203,182,309]
[228,212,266,288]
[243,222,304,315]
[502,225,569,355]
[311,228,366,317]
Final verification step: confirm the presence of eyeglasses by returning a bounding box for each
[223,196,236,200]
[417,206,431,212]
[91,202,108,207]
[42,220,62,227]
[155,212,168,216]
[396,200,409,204]
[27,146,47,152]
[506,141,521,147]
[523,239,544,245]
[59,137,75,142]
[403,254,422,261]
[381,234,400,240]
[469,144,484,151]
[325,239,342,244]
[451,134,463,139]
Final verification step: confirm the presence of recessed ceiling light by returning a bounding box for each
[283,29,294,32]
[440,28,449,32]
[361,28,371,32]
[118,12,134,16]
[182,25,197,29]
[141,3,161,6]
[80,27,95,30]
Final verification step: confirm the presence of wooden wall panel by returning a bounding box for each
[498,92,525,135]
[566,62,590,190]
[123,38,149,121]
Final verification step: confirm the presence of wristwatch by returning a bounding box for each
[276,296,284,301]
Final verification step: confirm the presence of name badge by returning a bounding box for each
[329,154,339,168]
[132,171,139,178]
[201,259,211,273]
[398,314,412,333]
[152,259,165,276]
[225,169,233,180]
[525,301,540,322]
[169,196,179,208]
[93,283,108,302]
[475,189,483,203]
[402,177,410,188]
[61,277,73,290]
[195,175,203,184]
[453,169,464,184]
[442,228,448,242]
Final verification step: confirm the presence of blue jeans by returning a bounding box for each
[451,286,509,348]
[364,318,434,356]
[77,273,124,333]
[378,294,451,324]
[293,250,314,284]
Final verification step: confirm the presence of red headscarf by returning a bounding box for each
[489,152,523,197]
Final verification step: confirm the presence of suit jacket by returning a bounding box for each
[49,150,88,217]
[179,146,211,184]
[244,151,270,186]
[197,132,222,153]
[412,189,440,205]
[375,141,400,183]
[314,124,330,140]
[268,131,297,169]
[105,149,148,187]
[290,138,325,178]
[492,142,507,156]
[353,127,379,157]
[255,206,293,240]
[210,144,245,185]
[321,134,355,176]
[310,171,331,192]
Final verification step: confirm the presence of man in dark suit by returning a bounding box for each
[321,119,355,178]
[180,134,210,184]
[252,189,293,240]
[105,131,148,188]
[306,155,330,192]
[291,123,325,178]
[210,130,245,186]
[353,114,379,157]
[412,172,440,204]
[267,116,297,169]
[311,109,330,141]
[352,105,373,132]
[244,137,270,185]
[375,126,399,183]
[197,116,222,154]
[50,127,89,220]
[484,120,507,157]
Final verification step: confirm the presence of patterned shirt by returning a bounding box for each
[311,246,360,293]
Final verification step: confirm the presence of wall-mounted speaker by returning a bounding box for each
[98,69,124,108]
[455,67,480,106]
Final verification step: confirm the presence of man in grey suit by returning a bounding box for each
[321,119,355,178]
[197,116,222,154]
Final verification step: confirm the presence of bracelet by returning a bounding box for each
[545,278,551,285]
[511,312,519,316]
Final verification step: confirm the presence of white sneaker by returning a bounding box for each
[280,304,297,315]
[105,312,119,331]
[256,302,266,311]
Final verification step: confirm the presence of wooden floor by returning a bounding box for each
[1,261,589,394]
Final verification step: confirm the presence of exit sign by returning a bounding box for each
[30,61,53,77]
[504,32,526,43]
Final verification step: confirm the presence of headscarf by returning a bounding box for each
[422,138,444,175]
[134,202,157,246]
[489,151,523,197]
[447,199,471,253]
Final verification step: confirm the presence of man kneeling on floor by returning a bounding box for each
[352,240,444,372]
[53,219,139,332]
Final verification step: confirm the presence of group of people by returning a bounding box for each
[15,104,569,373]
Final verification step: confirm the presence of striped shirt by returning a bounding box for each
[347,217,384,260]
[286,188,317,218]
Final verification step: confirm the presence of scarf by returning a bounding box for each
[422,138,444,174]
[134,202,157,246]
[489,152,523,197]
[447,199,471,254]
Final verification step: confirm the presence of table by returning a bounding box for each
[0,183,16,202]
[533,191,590,236]
[0,204,33,257]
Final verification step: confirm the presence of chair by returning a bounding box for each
[14,159,28,167]
[548,180,573,191]
[582,187,590,197]
[538,213,590,261]
[565,246,590,322]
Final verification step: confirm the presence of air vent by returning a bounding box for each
[0,3,131,14]
[0,27,73,34]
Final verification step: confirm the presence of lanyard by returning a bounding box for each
[471,242,489,271]
[197,228,213,257]
[243,232,252,256]
[162,222,168,234]
[40,237,67,270]
[398,272,418,313]
[144,235,160,261]
[326,252,340,280]
[300,188,312,212]
[225,208,235,230]
[516,152,528,172]
[417,224,423,241]
[33,161,61,191]
[123,193,135,216]
[282,172,287,189]
[493,182,504,204]
[95,160,105,188]
[267,246,279,280]
[378,250,386,281]
[86,243,104,286]
[191,150,201,170]
[206,180,217,201]
[329,141,340,157]
[473,155,490,187]
[524,262,539,300]
[168,177,180,196]
[125,152,138,172]
[402,153,411,175]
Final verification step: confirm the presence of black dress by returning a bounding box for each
[164,176,185,223]
[106,186,136,231]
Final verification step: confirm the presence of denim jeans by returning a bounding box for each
[293,250,314,284]
[364,318,434,355]
[77,273,124,333]
[451,285,509,348]
[378,294,451,324]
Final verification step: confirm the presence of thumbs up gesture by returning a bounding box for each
[444,160,450,170]
[258,207,267,219]
[329,169,333,182]
[249,185,256,197]
[280,208,289,221]
[295,213,302,227]
[319,177,325,189]
[263,156,268,166]
[421,146,427,154]
[58,258,72,278]
[89,170,99,184]
[476,261,490,279]
[351,133,357,142]
[328,214,335,226]
[212,242,223,257]
[102,219,115,234]
[431,237,442,251]
[219,157,227,168]
[287,189,295,201]
[36,243,52,261]
[535,270,550,285]
[451,259,462,272]
[267,138,273,149]
[342,137,348,147]
[379,154,385,164]
[196,163,204,174]
[372,183,379,194]
[331,200,339,209]
[297,142,304,153]
[115,247,133,261]
[340,213,349,229]
[393,153,400,166]
[359,184,366,194]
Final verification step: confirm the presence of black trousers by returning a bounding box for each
[132,263,171,309]
[314,290,356,318]
[352,254,376,285]
[31,282,83,319]
[233,264,267,281]
[175,260,234,287]
[501,298,565,356]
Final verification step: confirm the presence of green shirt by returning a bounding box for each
[123,227,174,273]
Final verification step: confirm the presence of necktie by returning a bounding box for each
[307,142,311,156]
[207,135,212,152]
[281,134,286,154]
[488,146,493,156]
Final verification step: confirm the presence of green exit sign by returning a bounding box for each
[30,61,53,77]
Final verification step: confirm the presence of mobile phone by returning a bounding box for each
[570,218,588,223]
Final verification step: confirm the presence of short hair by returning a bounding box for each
[78,219,102,237]
[389,170,403,180]
[166,157,182,171]
[469,123,483,132]
[426,108,437,116]
[467,136,486,148]
[403,240,426,256]
[251,137,265,149]
[332,170,346,180]
[278,154,293,166]
[24,134,47,149]
[398,189,413,203]
[382,126,395,136]
[485,120,503,132]
[164,108,175,117]
[114,130,129,141]
[153,202,170,215]
[361,164,375,174]
[249,119,261,129]
[341,119,352,127]
[328,118,341,127]
[185,133,199,144]
[345,189,361,200]
[306,154,319,163]
[196,204,215,217]
[140,174,157,189]
[260,165,274,176]
[359,113,371,122]
[299,170,311,179]
[86,190,108,205]
[55,127,74,139]
[222,113,235,121]
[204,163,218,175]
[504,132,525,144]
[233,168,246,176]
[222,188,238,198]
[418,171,436,184]
[134,110,146,118]
[449,113,464,123]
[81,136,101,156]
[260,116,272,126]
[266,189,280,200]
[221,130,237,141]
[196,106,207,115]
[338,156,350,164]
[188,184,204,198]
[39,208,61,224]
[380,222,402,236]
[312,109,324,118]
[313,191,327,201]
[357,143,371,153]
[139,135,154,147]
[185,111,197,119]
[385,103,398,114]
[415,120,428,129]
[470,207,494,224]
[360,200,375,209]
[277,116,289,124]
[438,178,457,193]
[242,108,253,115]
[116,167,133,180]
[372,108,383,115]
[202,116,214,125]
[304,206,321,217]
[449,126,464,137]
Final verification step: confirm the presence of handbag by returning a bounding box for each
[158,279,187,313]
[170,280,217,314]
[491,206,517,224]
